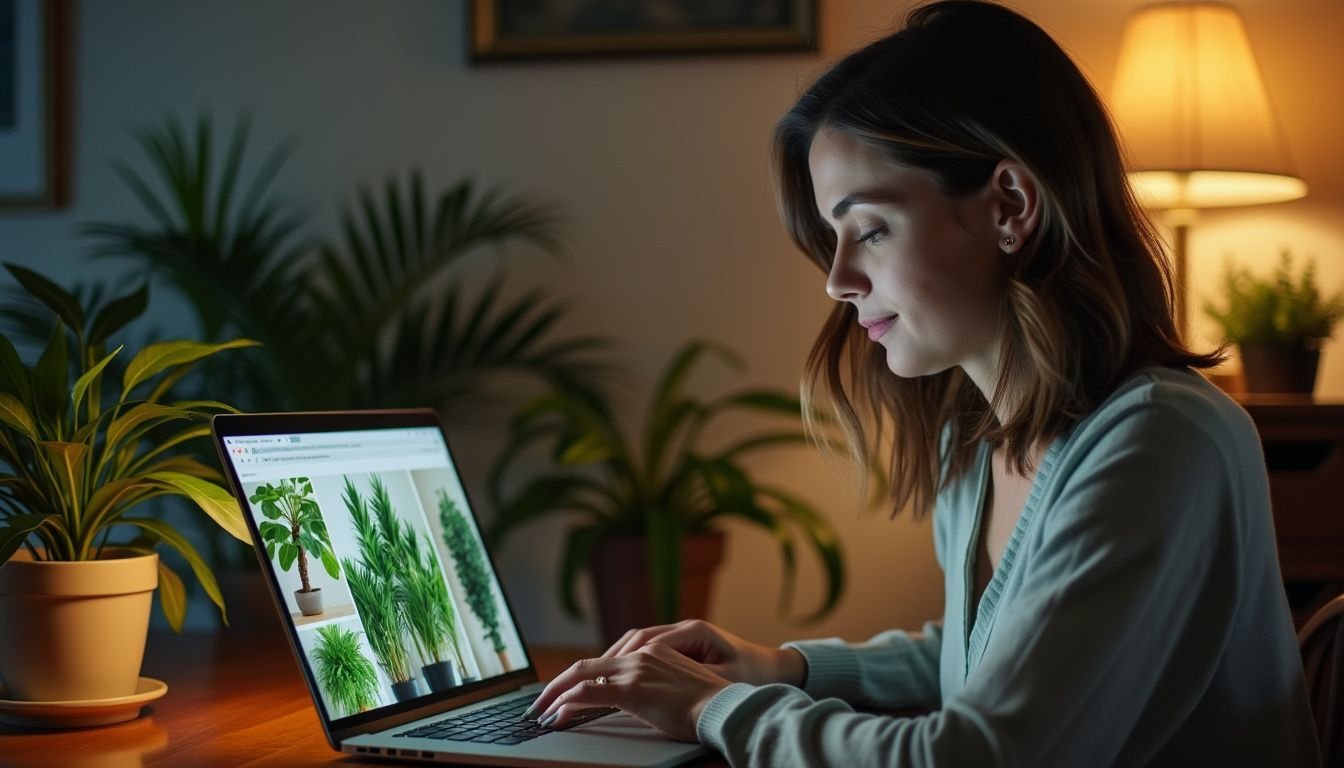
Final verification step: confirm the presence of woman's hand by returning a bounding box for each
[527,642,731,742]
[602,619,806,687]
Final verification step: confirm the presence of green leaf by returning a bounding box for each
[33,323,69,429]
[120,516,227,625]
[71,346,122,413]
[147,471,250,543]
[104,403,189,456]
[0,514,55,564]
[121,339,260,396]
[157,560,187,633]
[0,393,38,438]
[0,334,32,402]
[279,542,297,571]
[40,441,88,503]
[88,284,149,346]
[4,263,86,335]
[319,548,340,579]
[261,499,280,519]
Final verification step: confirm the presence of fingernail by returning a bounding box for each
[539,713,558,728]
[522,705,537,719]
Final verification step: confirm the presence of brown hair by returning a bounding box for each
[774,1,1224,518]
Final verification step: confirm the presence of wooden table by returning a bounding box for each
[0,627,724,767]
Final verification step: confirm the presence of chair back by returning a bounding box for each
[1299,593,1344,766]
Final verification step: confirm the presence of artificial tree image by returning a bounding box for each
[308,622,381,718]
[438,490,514,672]
[249,477,342,617]
[339,474,473,703]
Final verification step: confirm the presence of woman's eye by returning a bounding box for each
[856,226,887,247]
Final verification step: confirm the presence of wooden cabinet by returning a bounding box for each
[1236,396,1344,621]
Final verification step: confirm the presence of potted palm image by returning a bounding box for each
[312,624,380,718]
[250,477,339,616]
[341,477,419,701]
[439,490,512,672]
[399,533,466,692]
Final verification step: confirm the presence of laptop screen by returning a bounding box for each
[219,423,531,724]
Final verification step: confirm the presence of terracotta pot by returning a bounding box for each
[588,532,726,647]
[1240,343,1320,394]
[0,549,158,701]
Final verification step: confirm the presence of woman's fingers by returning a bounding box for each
[526,656,618,719]
[537,677,623,728]
[601,623,674,659]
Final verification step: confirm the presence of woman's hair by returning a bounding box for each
[775,0,1224,519]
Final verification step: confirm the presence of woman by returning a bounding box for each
[526,2,1320,765]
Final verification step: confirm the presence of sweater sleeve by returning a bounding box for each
[780,621,944,709]
[697,403,1243,767]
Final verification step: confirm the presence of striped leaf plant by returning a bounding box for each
[0,263,255,631]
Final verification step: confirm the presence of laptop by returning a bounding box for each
[212,409,709,767]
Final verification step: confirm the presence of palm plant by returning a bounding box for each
[439,490,508,668]
[312,624,380,718]
[83,113,611,417]
[0,263,254,631]
[398,537,463,673]
[488,340,845,626]
[340,477,415,689]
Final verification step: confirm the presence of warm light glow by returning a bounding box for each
[1129,170,1308,209]
[1110,3,1306,210]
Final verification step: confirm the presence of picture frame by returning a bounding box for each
[469,0,816,61]
[0,0,70,208]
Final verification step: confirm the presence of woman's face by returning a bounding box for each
[808,128,1009,384]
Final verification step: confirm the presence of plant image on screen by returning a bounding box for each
[312,624,380,718]
[250,476,340,616]
[439,489,511,671]
[372,477,466,692]
[341,476,420,702]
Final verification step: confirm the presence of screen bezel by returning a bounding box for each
[211,409,540,744]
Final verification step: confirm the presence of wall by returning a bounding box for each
[1,1,1340,646]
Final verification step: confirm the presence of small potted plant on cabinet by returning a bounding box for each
[1204,252,1344,394]
[250,477,340,616]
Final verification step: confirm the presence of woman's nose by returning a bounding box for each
[825,246,870,302]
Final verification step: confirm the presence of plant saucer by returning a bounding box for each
[0,677,167,729]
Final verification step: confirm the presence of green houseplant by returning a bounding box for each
[0,263,253,704]
[249,476,340,616]
[488,340,845,645]
[1204,252,1344,394]
[439,489,512,672]
[340,477,420,702]
[312,624,381,718]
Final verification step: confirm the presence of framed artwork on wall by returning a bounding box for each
[0,0,69,208]
[469,0,816,61]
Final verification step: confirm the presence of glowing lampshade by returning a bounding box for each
[1110,3,1306,211]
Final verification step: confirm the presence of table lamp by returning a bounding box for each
[1109,2,1307,338]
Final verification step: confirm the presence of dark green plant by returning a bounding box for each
[249,477,339,593]
[340,477,414,686]
[0,263,255,631]
[313,624,380,718]
[488,340,845,626]
[398,534,462,671]
[439,490,505,657]
[84,113,611,417]
[1203,251,1344,347]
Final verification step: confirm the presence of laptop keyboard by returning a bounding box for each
[393,694,618,745]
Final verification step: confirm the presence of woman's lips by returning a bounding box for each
[864,315,897,341]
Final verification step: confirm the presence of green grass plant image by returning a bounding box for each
[312,624,379,718]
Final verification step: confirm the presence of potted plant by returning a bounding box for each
[249,477,340,616]
[312,624,381,718]
[398,532,465,692]
[488,340,845,645]
[439,490,511,672]
[0,263,253,704]
[1204,252,1344,394]
[340,476,421,702]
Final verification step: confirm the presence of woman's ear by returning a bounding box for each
[990,159,1040,253]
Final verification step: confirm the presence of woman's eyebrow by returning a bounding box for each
[829,191,901,220]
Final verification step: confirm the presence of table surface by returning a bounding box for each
[0,627,724,768]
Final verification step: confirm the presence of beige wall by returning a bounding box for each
[0,1,1339,643]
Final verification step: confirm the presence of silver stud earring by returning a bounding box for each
[1002,235,1016,248]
